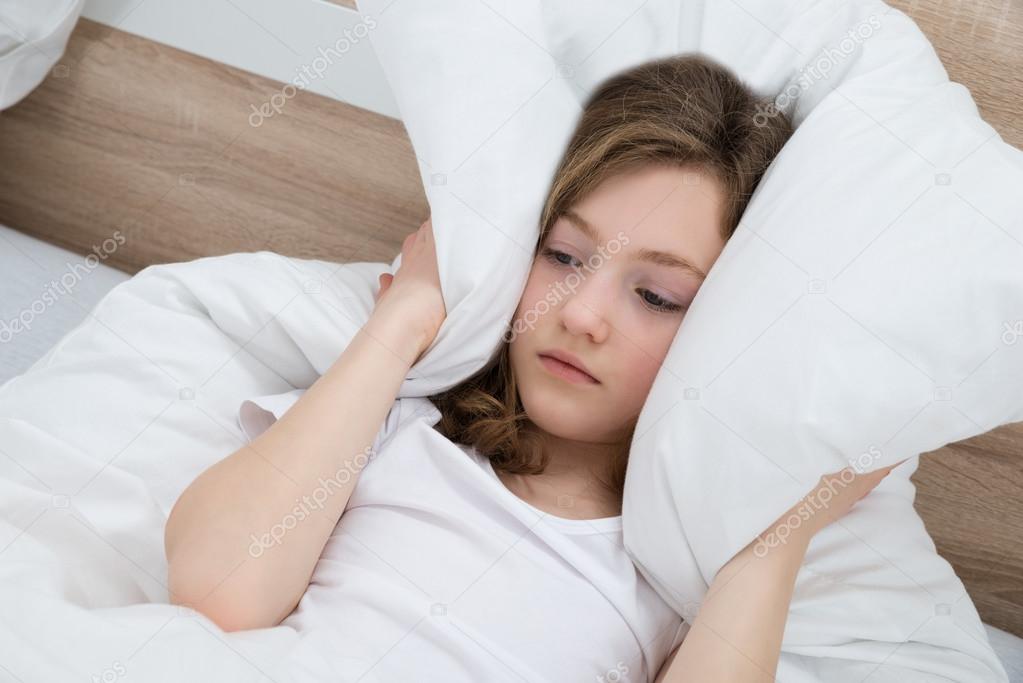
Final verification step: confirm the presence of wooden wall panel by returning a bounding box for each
[916,428,1023,635]
[0,19,427,274]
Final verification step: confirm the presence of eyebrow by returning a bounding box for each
[561,210,708,281]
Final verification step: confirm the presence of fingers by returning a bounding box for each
[374,272,393,303]
[849,459,906,504]
[783,458,910,537]
[401,218,431,254]
[870,458,908,482]
[854,468,889,502]
[402,231,416,252]
[388,218,434,300]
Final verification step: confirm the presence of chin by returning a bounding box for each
[511,340,604,438]
[515,370,596,438]
[525,396,592,441]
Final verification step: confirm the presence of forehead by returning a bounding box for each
[556,165,727,274]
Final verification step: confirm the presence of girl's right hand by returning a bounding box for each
[371,217,447,362]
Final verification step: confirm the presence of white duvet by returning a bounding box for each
[0,255,386,682]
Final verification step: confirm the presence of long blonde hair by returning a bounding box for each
[429,53,793,499]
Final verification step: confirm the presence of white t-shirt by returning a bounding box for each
[238,390,686,683]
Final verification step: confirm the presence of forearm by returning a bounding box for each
[655,466,894,682]
[164,313,422,631]
[660,533,809,682]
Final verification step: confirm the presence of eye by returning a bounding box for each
[637,288,686,314]
[541,246,582,269]
[543,246,686,314]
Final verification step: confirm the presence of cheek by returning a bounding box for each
[621,348,664,396]
[612,326,679,402]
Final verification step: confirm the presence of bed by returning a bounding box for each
[0,0,1020,678]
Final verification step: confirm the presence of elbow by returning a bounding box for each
[167,559,281,633]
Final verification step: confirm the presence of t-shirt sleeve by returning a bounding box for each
[237,389,438,455]
[668,619,690,652]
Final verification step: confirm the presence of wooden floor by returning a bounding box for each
[0,3,1020,636]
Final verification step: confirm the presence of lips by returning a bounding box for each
[537,349,600,384]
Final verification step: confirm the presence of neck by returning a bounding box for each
[525,421,625,487]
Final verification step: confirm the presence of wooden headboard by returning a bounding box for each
[0,1,1020,636]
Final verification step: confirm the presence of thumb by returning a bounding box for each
[375,272,393,302]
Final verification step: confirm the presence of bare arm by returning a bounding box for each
[164,219,444,632]
[654,524,810,682]
[164,315,420,631]
[654,462,901,682]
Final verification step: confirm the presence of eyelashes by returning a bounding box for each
[542,246,582,269]
[638,289,685,314]
[539,247,686,314]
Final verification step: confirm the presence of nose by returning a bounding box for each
[558,272,611,344]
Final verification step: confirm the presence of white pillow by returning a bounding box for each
[616,3,1022,681]
[361,1,1020,680]
[0,0,83,110]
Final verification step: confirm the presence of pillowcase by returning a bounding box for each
[359,0,1019,679]
[0,0,83,110]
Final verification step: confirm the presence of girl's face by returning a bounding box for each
[508,164,728,444]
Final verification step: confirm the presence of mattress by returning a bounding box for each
[0,223,130,385]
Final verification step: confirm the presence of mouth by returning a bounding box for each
[537,351,600,385]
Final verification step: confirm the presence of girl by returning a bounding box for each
[165,54,899,682]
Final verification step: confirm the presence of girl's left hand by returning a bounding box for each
[757,458,909,551]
